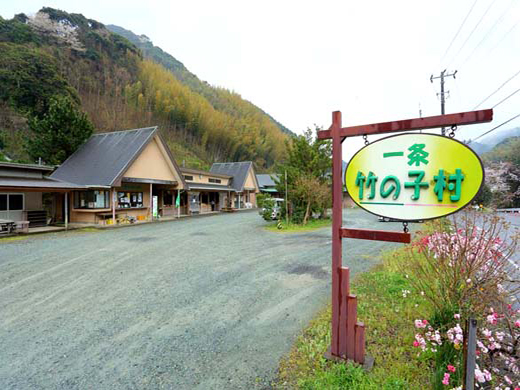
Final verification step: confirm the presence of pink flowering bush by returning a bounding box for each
[402,212,518,320]
[401,212,519,387]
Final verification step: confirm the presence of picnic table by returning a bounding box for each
[0,219,16,235]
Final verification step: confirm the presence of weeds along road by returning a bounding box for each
[0,209,412,389]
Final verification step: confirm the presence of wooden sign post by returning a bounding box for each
[317,109,493,365]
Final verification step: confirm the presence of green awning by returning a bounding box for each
[261,188,278,193]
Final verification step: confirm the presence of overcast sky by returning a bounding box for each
[2,0,520,157]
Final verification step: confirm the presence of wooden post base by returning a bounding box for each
[324,348,375,372]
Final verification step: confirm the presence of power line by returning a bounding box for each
[473,68,520,109]
[440,0,480,65]
[468,112,520,143]
[492,86,520,108]
[448,0,499,68]
[460,0,516,66]
[489,18,520,54]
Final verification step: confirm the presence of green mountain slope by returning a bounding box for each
[0,8,290,169]
[106,24,294,137]
[483,136,520,166]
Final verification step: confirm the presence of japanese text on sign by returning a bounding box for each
[345,134,484,221]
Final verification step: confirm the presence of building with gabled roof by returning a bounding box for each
[0,162,85,229]
[0,127,263,230]
[179,167,233,213]
[256,174,281,198]
[51,127,188,224]
[210,161,260,208]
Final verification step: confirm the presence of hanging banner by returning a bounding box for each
[345,133,484,221]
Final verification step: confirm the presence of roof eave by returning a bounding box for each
[110,127,158,187]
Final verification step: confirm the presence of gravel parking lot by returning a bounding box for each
[0,209,409,389]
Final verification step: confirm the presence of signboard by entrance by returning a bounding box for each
[316,109,493,366]
[345,133,484,221]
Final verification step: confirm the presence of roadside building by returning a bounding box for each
[180,168,233,214]
[0,129,261,230]
[0,162,83,228]
[51,127,187,224]
[256,174,282,198]
[210,161,260,208]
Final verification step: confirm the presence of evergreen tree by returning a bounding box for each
[27,96,94,165]
[275,128,332,224]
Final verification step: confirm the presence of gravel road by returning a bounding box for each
[0,209,410,389]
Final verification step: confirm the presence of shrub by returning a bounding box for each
[403,212,519,387]
[402,212,518,321]
[256,193,270,209]
[259,197,275,221]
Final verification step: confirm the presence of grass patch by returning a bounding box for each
[265,218,332,233]
[0,235,28,243]
[75,227,101,233]
[275,257,433,389]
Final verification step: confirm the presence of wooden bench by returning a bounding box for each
[15,221,30,233]
[0,219,16,235]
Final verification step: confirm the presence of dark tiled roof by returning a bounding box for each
[256,174,279,188]
[0,162,55,172]
[51,127,157,186]
[180,167,232,179]
[210,161,256,192]
[0,177,86,190]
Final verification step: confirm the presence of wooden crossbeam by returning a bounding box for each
[317,109,493,139]
[341,228,411,243]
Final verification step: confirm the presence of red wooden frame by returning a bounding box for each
[341,228,411,243]
[322,108,493,364]
[317,109,492,140]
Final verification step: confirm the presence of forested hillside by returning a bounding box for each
[482,136,520,208]
[106,24,294,137]
[483,136,520,166]
[0,8,290,169]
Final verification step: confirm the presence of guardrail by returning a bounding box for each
[496,208,520,213]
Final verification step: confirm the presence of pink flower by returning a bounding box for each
[447,365,456,373]
[515,320,520,328]
[414,334,426,351]
[486,314,497,325]
[475,368,486,383]
[442,372,450,385]
[454,313,460,319]
[415,319,427,329]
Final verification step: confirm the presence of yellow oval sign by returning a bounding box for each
[345,133,484,221]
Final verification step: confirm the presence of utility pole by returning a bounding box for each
[430,69,457,135]
[285,170,288,225]
[419,103,422,133]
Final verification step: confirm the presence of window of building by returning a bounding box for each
[184,175,194,181]
[74,191,110,209]
[9,194,23,210]
[0,193,23,211]
[117,192,144,208]
[163,191,173,206]
[0,194,6,211]
[209,178,221,184]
